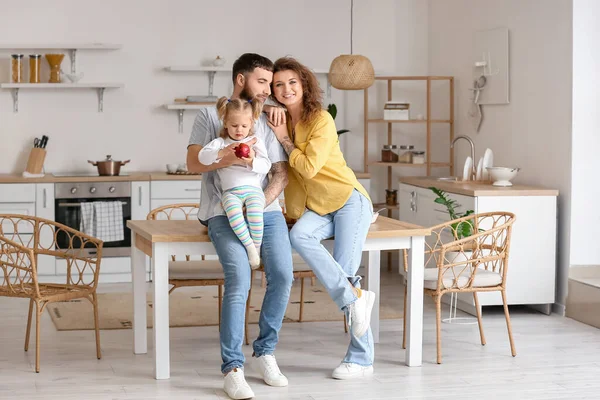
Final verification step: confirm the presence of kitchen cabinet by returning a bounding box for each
[131,181,151,281]
[399,178,558,315]
[150,180,202,211]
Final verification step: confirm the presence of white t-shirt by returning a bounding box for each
[198,135,271,191]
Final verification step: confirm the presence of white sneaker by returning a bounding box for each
[332,362,374,380]
[252,354,288,387]
[223,368,254,400]
[347,289,375,338]
[247,245,261,269]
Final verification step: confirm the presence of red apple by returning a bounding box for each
[234,143,251,158]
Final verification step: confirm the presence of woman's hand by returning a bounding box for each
[267,120,290,143]
[264,105,287,126]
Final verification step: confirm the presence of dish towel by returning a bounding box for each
[79,201,124,242]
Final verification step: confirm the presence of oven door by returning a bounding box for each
[54,197,132,257]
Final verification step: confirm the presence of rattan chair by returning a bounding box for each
[0,214,103,373]
[400,211,517,364]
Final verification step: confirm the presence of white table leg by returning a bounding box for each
[131,233,147,354]
[406,235,425,367]
[366,250,381,343]
[152,242,170,379]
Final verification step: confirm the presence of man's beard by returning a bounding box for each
[239,86,253,101]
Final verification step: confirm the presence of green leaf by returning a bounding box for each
[327,103,337,120]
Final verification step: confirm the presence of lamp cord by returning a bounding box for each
[350,0,354,54]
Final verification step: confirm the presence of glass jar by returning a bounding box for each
[398,145,414,163]
[29,54,41,83]
[385,189,398,206]
[412,151,425,164]
[381,145,398,162]
[11,54,24,83]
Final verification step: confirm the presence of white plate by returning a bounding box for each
[476,157,484,180]
[463,156,473,181]
[482,148,494,179]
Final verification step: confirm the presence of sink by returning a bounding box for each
[436,176,460,182]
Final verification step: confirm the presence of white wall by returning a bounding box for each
[570,0,600,266]
[0,0,416,177]
[428,0,573,308]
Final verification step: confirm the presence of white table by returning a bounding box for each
[127,217,430,379]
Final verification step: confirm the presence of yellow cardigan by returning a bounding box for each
[284,109,370,219]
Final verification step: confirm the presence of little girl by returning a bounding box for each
[198,97,271,268]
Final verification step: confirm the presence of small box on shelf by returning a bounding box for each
[383,102,410,120]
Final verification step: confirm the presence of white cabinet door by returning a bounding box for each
[150,180,202,200]
[35,184,55,276]
[131,182,150,221]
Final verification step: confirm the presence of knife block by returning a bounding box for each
[25,148,46,174]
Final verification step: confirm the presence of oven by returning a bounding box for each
[54,181,131,257]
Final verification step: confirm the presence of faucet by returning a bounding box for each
[451,135,476,179]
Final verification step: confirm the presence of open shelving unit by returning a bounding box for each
[364,75,455,213]
[0,43,123,112]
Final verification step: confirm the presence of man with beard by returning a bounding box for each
[186,53,293,400]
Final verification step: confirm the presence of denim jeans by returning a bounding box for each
[208,211,293,373]
[289,190,374,366]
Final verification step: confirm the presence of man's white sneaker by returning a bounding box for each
[252,354,288,387]
[223,368,254,400]
[347,289,376,338]
[332,362,374,380]
[247,245,261,269]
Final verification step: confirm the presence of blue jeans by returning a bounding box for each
[289,190,374,366]
[208,211,293,373]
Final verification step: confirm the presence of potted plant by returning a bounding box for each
[327,103,350,135]
[429,186,476,266]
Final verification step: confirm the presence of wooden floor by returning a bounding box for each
[1,269,599,400]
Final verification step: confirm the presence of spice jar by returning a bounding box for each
[11,54,24,83]
[412,151,425,164]
[385,189,398,206]
[381,145,398,162]
[398,145,414,163]
[29,54,41,83]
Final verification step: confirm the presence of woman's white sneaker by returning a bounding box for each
[347,289,376,338]
[252,354,288,387]
[332,362,374,380]
[223,368,254,399]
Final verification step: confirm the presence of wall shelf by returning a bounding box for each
[0,43,121,74]
[0,83,124,112]
[163,103,212,133]
[0,43,122,112]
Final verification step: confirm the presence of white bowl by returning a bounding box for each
[486,167,520,186]
[166,163,179,173]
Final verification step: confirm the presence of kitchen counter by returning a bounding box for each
[399,177,558,197]
[0,171,369,184]
[0,172,202,183]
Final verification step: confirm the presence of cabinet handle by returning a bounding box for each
[43,188,47,208]
[138,186,142,206]
[184,188,201,192]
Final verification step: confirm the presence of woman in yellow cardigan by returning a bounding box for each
[267,56,375,380]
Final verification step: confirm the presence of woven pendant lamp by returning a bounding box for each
[329,0,374,90]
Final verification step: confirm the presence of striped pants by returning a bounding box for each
[222,185,266,251]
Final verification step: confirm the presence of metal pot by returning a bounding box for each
[88,155,130,176]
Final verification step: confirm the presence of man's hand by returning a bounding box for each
[264,105,287,126]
